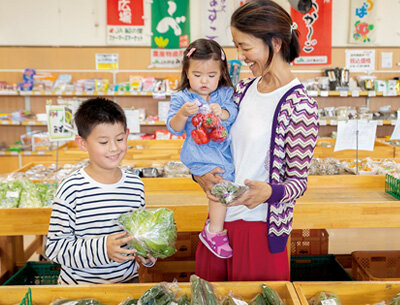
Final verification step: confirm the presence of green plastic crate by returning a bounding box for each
[20,288,32,305]
[2,262,60,285]
[291,255,353,281]
[385,174,400,200]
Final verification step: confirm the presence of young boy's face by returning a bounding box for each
[77,122,129,171]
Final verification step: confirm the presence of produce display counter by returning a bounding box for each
[0,281,299,305]
[1,175,399,283]
[294,281,400,305]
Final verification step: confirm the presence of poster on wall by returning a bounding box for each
[349,0,376,44]
[107,0,146,45]
[291,0,332,65]
[151,0,190,67]
[201,0,233,46]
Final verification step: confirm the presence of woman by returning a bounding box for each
[194,0,319,281]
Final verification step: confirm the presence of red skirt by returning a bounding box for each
[195,219,289,281]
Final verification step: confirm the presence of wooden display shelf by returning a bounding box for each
[314,138,395,158]
[1,175,399,236]
[0,282,299,305]
[294,281,400,305]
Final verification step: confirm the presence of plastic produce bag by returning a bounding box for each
[138,283,175,305]
[261,284,284,305]
[211,181,248,205]
[19,179,43,208]
[0,179,22,208]
[190,274,219,305]
[118,208,177,258]
[308,292,342,305]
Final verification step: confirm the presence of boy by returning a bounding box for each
[45,97,156,284]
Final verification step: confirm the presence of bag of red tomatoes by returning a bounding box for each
[190,104,228,145]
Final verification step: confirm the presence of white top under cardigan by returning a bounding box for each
[226,77,301,222]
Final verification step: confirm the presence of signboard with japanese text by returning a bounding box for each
[46,105,75,141]
[201,0,233,46]
[151,0,190,67]
[107,0,146,45]
[349,0,376,44]
[345,49,375,72]
[291,0,332,65]
[95,54,119,70]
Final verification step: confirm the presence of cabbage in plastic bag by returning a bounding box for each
[19,179,43,208]
[0,180,22,208]
[308,291,342,305]
[118,208,177,258]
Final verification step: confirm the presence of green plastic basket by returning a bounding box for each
[2,262,60,285]
[19,288,32,305]
[385,174,400,200]
[291,255,353,281]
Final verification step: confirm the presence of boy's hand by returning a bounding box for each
[135,253,157,266]
[106,232,137,263]
[209,103,223,118]
[179,102,199,117]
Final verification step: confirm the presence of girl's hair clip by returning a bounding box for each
[221,49,225,61]
[187,48,196,58]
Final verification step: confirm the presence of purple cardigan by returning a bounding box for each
[233,78,319,253]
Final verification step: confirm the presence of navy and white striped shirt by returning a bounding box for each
[45,167,145,285]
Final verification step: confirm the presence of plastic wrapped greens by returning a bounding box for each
[138,283,175,305]
[19,179,43,208]
[0,180,22,208]
[308,292,342,305]
[211,181,248,204]
[190,274,219,305]
[118,208,177,258]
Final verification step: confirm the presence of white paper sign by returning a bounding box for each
[381,52,393,68]
[124,109,140,133]
[390,111,400,140]
[345,49,375,72]
[46,105,75,141]
[158,101,170,122]
[334,120,377,151]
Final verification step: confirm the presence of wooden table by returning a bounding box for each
[1,175,398,282]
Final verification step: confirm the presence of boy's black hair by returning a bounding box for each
[74,97,127,139]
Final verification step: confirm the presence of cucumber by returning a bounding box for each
[249,294,267,305]
[261,285,283,305]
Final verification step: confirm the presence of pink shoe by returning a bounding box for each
[199,221,233,259]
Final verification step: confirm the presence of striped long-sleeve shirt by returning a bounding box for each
[233,78,319,253]
[45,167,145,284]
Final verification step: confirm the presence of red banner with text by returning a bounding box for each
[291,0,332,65]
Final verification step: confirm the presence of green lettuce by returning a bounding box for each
[118,208,177,258]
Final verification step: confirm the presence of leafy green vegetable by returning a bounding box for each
[19,179,43,208]
[211,181,248,204]
[118,208,177,258]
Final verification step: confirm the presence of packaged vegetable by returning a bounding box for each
[118,208,177,258]
[138,283,175,305]
[308,291,342,305]
[190,274,219,305]
[211,181,248,205]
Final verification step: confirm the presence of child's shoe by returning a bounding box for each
[199,221,233,259]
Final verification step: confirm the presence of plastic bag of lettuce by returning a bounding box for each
[118,208,177,258]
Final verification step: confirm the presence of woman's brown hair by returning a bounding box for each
[177,38,233,92]
[231,0,300,69]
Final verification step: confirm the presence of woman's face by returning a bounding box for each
[231,26,269,77]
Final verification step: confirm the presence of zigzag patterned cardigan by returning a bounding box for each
[233,78,319,253]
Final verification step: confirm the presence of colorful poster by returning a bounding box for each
[201,0,233,46]
[291,0,332,65]
[349,0,376,44]
[151,0,190,67]
[107,0,146,45]
[46,105,75,141]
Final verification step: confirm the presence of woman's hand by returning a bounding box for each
[228,179,272,209]
[193,167,224,201]
[106,232,136,263]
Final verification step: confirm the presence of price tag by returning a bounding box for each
[308,90,318,97]
[55,91,62,95]
[321,299,338,305]
[86,91,94,95]
[1,121,8,125]
[98,91,105,95]
[320,91,329,97]
[330,120,338,125]
[351,91,360,97]
[319,120,327,126]
[65,91,73,95]
[6,191,19,199]
[377,120,383,126]
[24,151,31,155]
[34,91,41,95]
[45,91,52,95]
[335,120,377,152]
[139,91,148,95]
[118,91,125,95]
[0,151,4,155]
[368,91,376,97]
[339,91,348,97]
[76,91,83,95]
[38,151,44,155]
[10,151,18,155]
[392,120,397,126]
[11,120,19,125]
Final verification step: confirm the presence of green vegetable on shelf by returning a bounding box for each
[211,181,248,205]
[118,208,177,258]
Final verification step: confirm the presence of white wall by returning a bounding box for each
[1,0,400,46]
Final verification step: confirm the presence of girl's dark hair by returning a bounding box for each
[74,97,127,139]
[231,0,300,69]
[177,38,233,91]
